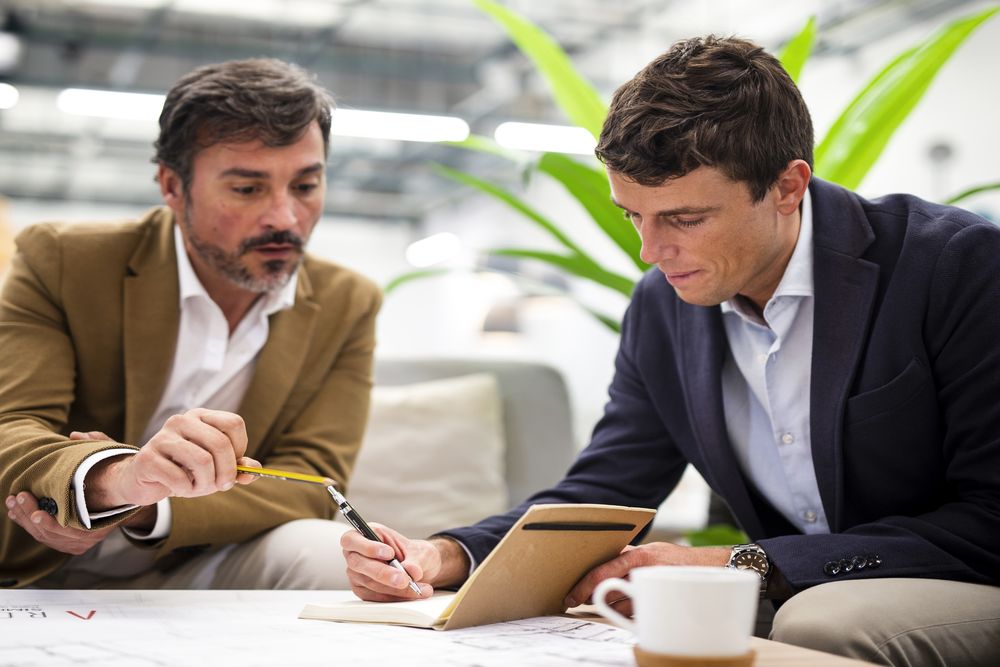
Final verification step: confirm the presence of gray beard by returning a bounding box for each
[180,204,302,294]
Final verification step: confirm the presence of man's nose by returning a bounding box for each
[263,192,298,230]
[638,226,678,264]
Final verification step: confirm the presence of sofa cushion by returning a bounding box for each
[341,373,508,538]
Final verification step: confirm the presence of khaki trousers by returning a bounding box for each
[770,578,1000,666]
[37,519,354,590]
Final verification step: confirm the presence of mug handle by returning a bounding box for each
[593,577,635,632]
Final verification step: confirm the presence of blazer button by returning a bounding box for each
[0,578,18,587]
[823,561,841,576]
[37,497,58,516]
[867,554,882,568]
[840,558,855,573]
[851,556,867,570]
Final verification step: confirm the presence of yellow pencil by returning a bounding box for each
[236,465,334,486]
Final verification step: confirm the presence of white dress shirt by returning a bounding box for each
[60,225,296,579]
[720,190,830,534]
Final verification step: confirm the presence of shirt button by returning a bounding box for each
[803,510,818,523]
[781,432,795,445]
[756,353,768,363]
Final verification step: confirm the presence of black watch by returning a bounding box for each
[726,543,770,592]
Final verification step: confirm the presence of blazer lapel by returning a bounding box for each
[238,269,320,457]
[808,179,879,531]
[678,303,766,538]
[123,209,181,445]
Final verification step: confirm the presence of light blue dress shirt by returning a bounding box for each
[720,190,829,534]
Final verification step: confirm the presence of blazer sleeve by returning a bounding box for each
[761,222,1000,591]
[439,282,689,565]
[0,225,145,581]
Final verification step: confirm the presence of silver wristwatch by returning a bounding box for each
[726,543,770,593]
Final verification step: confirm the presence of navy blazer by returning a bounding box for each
[442,178,1000,592]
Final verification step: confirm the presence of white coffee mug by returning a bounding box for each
[593,565,759,658]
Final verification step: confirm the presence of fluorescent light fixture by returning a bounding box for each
[406,232,462,268]
[57,88,165,121]
[0,82,18,110]
[494,122,596,155]
[333,109,469,143]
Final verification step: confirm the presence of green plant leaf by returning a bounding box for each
[384,268,453,294]
[473,0,607,139]
[434,163,589,258]
[815,7,999,189]
[685,524,750,547]
[491,248,635,297]
[944,181,1000,205]
[537,153,646,272]
[778,16,817,83]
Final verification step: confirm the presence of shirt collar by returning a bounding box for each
[173,224,298,316]
[721,188,814,316]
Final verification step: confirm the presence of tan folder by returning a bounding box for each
[439,503,656,629]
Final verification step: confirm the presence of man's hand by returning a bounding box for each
[341,524,470,602]
[82,409,259,511]
[5,491,114,555]
[565,542,731,616]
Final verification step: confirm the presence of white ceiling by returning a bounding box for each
[0,0,978,223]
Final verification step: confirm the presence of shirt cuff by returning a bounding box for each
[74,448,139,529]
[122,498,172,541]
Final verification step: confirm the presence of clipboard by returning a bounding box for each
[438,503,655,629]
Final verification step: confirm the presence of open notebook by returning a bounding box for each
[300,503,656,630]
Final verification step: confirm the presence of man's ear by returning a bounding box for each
[775,159,811,216]
[157,164,185,214]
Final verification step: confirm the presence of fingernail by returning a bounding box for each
[391,573,403,587]
[223,482,234,491]
[31,513,42,524]
[16,495,25,505]
[4,497,13,509]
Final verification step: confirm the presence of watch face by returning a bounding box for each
[733,551,769,575]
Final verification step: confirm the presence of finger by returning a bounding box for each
[609,598,634,618]
[69,430,113,441]
[168,416,237,492]
[348,568,423,599]
[565,554,634,607]
[192,409,249,458]
[341,529,395,561]
[345,550,414,591]
[234,456,261,485]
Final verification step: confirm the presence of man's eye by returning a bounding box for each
[674,218,703,228]
[295,183,319,194]
[623,210,640,223]
[233,185,258,195]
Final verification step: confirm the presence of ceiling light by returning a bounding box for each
[405,232,462,268]
[333,109,469,143]
[494,122,596,155]
[57,88,164,121]
[0,82,18,109]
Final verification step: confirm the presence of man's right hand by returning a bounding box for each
[83,408,258,511]
[341,524,470,601]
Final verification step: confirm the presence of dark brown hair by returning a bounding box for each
[595,36,813,201]
[154,58,334,189]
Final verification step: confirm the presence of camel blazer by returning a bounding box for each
[0,207,381,587]
[443,178,1000,593]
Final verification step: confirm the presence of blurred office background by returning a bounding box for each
[1,1,998,526]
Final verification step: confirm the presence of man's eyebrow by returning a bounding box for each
[609,197,719,217]
[218,163,325,179]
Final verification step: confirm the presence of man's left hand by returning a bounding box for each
[565,542,731,616]
[5,491,115,556]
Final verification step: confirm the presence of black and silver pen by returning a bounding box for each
[326,485,422,595]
